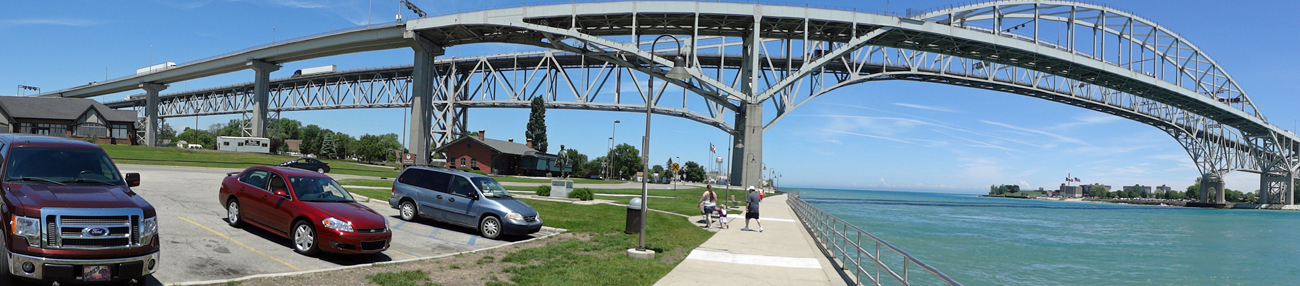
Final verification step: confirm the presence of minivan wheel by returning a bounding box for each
[399,201,417,221]
[480,215,502,239]
[226,199,243,227]
[293,221,320,256]
[316,168,325,174]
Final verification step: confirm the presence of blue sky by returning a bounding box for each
[4,0,1299,194]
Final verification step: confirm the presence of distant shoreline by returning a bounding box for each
[981,195,1300,210]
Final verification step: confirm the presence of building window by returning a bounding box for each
[74,123,109,138]
[459,158,466,168]
[20,123,67,137]
[470,158,477,169]
[111,124,129,138]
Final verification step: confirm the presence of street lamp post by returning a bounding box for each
[608,120,620,181]
[634,35,693,257]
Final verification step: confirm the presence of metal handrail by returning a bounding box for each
[787,191,961,286]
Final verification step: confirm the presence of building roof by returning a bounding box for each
[0,96,136,122]
[437,135,555,157]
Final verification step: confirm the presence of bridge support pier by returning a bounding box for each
[407,32,444,166]
[730,103,763,189]
[247,60,280,138]
[139,83,167,147]
[1260,173,1292,204]
[1199,174,1226,204]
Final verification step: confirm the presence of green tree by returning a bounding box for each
[1089,185,1107,198]
[1186,184,1200,201]
[525,96,548,153]
[320,132,338,159]
[684,161,706,182]
[355,134,388,163]
[299,125,324,156]
[159,123,177,142]
[562,148,588,177]
[176,128,216,149]
[331,132,356,160]
[580,157,604,178]
[609,143,642,179]
[652,165,665,174]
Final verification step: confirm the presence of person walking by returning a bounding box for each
[699,185,718,228]
[742,186,763,232]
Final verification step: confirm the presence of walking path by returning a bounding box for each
[655,194,846,285]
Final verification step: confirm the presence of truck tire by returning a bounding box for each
[292,220,320,256]
[0,236,11,285]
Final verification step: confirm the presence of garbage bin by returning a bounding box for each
[625,197,643,234]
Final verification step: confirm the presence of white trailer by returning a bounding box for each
[136,62,177,75]
[291,65,336,77]
[217,136,271,153]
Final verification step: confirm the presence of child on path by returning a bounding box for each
[716,204,729,229]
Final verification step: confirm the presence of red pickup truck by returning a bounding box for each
[0,135,159,284]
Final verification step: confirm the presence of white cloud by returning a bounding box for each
[892,103,954,113]
[982,120,1090,146]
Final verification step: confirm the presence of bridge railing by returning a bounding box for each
[787,191,961,286]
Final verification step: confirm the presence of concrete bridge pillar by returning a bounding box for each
[729,103,764,189]
[1259,173,1293,204]
[407,32,444,166]
[1199,174,1226,203]
[139,83,167,147]
[247,60,281,138]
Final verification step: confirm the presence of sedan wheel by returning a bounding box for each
[399,201,417,221]
[293,221,320,255]
[316,168,325,174]
[226,200,243,227]
[480,216,502,239]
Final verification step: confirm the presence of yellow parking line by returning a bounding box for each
[389,249,417,259]
[177,216,301,271]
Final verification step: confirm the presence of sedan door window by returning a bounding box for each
[239,170,269,191]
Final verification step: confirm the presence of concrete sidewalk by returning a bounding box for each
[656,194,846,286]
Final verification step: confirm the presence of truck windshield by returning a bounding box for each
[289,176,355,202]
[4,147,123,185]
[472,177,512,198]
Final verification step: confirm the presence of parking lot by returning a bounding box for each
[33,164,559,285]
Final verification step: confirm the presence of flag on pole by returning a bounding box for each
[710,143,716,154]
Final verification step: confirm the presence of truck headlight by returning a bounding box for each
[10,216,41,247]
[322,217,354,233]
[504,212,524,221]
[141,217,158,244]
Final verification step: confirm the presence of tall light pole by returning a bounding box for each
[635,35,692,256]
[608,120,620,180]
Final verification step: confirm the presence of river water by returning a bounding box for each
[795,187,1300,285]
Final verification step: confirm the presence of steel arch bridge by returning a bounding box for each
[49,0,1300,205]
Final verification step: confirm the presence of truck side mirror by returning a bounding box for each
[125,173,140,187]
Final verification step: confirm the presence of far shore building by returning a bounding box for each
[1060,184,1084,198]
[436,130,569,176]
[1124,185,1154,197]
[0,96,137,145]
[1155,185,1172,197]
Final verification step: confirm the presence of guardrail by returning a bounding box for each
[787,191,961,286]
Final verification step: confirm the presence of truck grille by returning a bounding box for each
[42,211,143,250]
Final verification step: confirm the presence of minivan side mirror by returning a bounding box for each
[125,173,141,187]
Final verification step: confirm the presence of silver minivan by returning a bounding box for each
[388,167,542,239]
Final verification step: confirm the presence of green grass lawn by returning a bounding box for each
[338,179,394,188]
[101,144,401,177]
[346,188,392,202]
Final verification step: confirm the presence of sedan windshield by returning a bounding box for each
[472,177,512,198]
[4,147,123,185]
[289,176,355,202]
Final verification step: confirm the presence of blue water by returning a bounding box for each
[794,188,1300,285]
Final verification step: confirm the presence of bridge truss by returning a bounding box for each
[92,0,1299,203]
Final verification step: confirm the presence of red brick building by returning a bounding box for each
[436,130,565,176]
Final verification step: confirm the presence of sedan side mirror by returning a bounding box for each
[274,190,289,197]
[125,173,140,187]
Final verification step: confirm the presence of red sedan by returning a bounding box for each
[218,166,390,255]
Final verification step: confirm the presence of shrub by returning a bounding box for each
[568,188,594,201]
[471,170,488,175]
[535,185,551,196]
